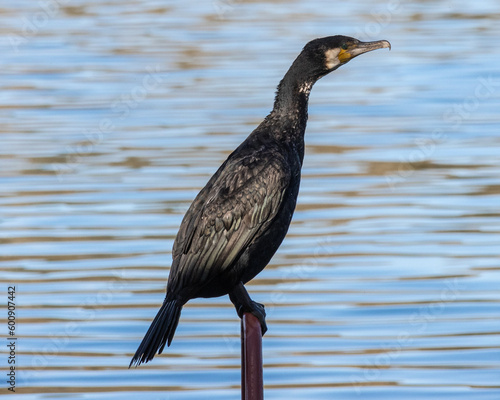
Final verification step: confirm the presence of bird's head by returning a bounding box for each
[299,35,391,78]
[273,35,391,114]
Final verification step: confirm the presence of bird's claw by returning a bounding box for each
[237,301,267,335]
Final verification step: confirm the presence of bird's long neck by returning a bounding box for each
[271,70,314,133]
[248,57,320,164]
[264,57,320,148]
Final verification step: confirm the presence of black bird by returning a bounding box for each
[130,35,390,367]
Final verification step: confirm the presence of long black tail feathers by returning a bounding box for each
[129,300,182,368]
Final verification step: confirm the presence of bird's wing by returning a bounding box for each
[169,152,291,293]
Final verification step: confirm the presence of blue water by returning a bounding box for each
[1,0,500,398]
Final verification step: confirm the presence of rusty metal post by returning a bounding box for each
[241,313,264,400]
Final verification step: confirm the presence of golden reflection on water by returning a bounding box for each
[1,1,500,399]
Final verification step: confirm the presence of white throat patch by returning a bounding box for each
[325,48,341,70]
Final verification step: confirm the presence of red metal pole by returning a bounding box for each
[241,313,264,400]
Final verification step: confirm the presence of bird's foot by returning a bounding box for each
[229,282,268,335]
[236,301,267,335]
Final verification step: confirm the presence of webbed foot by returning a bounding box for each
[229,283,268,335]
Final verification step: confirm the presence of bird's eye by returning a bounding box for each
[341,43,348,50]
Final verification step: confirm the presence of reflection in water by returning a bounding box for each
[1,1,500,399]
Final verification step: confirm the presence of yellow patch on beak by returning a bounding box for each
[338,49,351,63]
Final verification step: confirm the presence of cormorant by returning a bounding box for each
[130,35,390,367]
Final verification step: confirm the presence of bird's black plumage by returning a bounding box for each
[130,35,390,367]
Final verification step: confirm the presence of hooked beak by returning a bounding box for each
[338,40,391,63]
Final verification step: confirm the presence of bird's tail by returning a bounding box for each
[129,299,182,367]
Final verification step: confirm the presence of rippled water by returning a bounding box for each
[2,1,500,399]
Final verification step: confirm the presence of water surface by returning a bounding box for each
[1,1,500,399]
